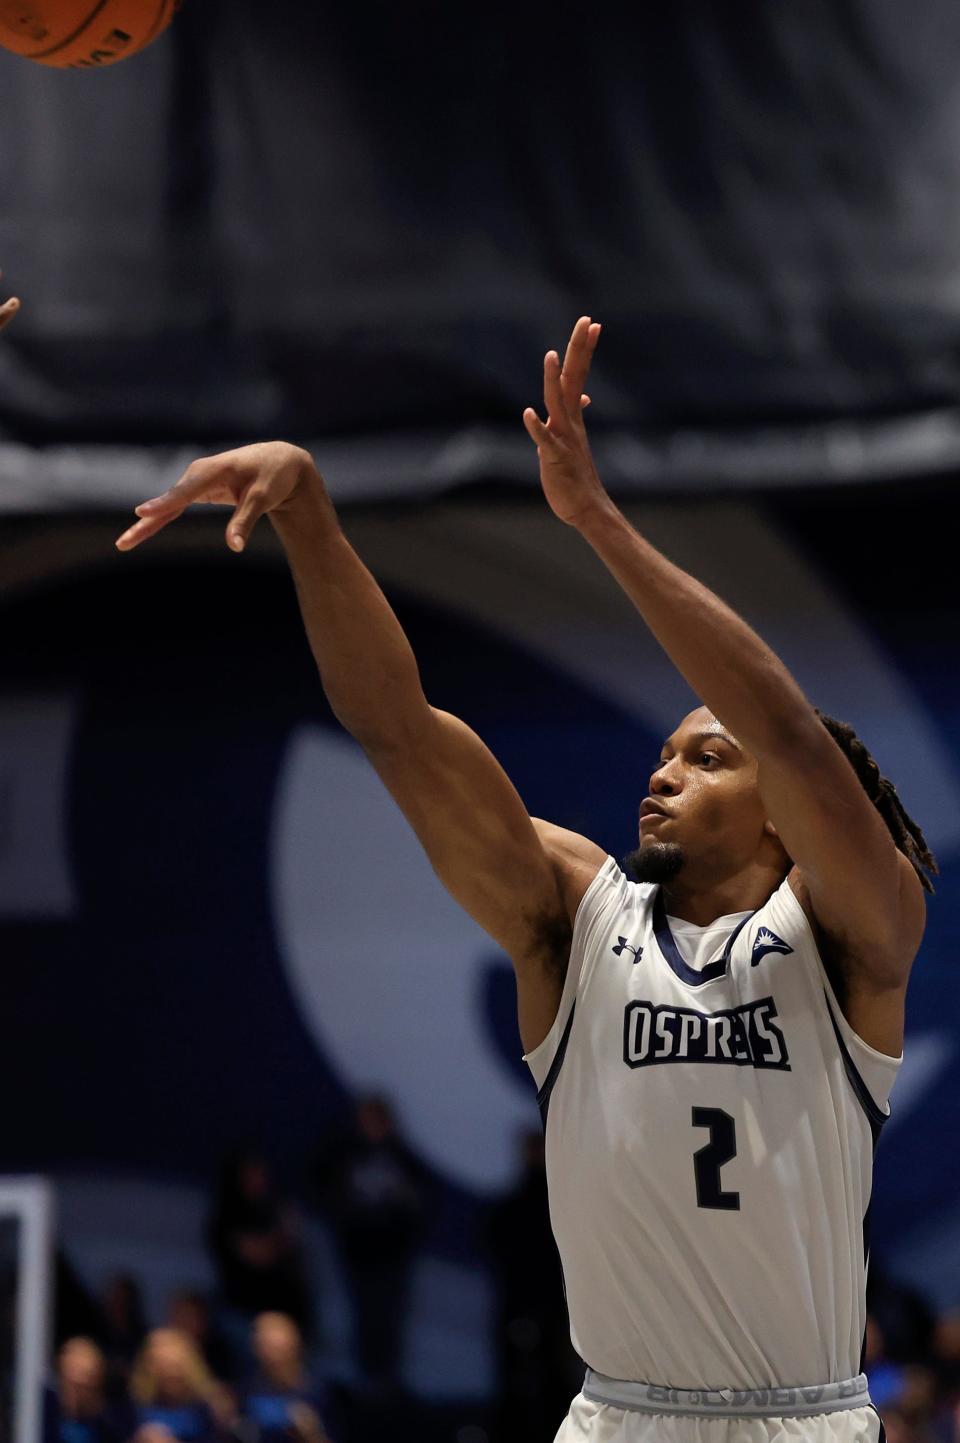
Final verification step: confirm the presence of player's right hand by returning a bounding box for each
[116,441,321,553]
[0,271,20,333]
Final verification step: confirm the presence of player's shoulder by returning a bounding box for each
[530,819,624,925]
[531,818,607,873]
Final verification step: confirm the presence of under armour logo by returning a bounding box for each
[613,936,643,963]
[751,927,794,966]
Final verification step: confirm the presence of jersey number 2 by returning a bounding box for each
[692,1107,740,1211]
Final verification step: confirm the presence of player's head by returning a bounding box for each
[625,706,786,889]
[625,704,938,894]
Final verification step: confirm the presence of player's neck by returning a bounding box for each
[660,862,786,927]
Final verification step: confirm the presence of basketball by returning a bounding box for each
[0,0,179,68]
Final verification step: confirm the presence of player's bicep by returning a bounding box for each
[363,708,568,962]
[757,719,923,980]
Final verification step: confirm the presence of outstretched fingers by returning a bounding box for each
[0,270,19,332]
[115,497,189,550]
[115,457,223,551]
[523,394,591,448]
[560,317,601,412]
[523,407,547,445]
[543,349,568,427]
[523,406,565,451]
[135,457,223,516]
[115,509,179,551]
[226,484,271,552]
[536,318,602,436]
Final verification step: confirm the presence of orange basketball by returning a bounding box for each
[0,0,180,68]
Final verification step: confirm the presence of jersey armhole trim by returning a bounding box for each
[522,854,618,1084]
[571,854,621,932]
[777,876,903,1066]
[537,1001,576,1126]
[822,990,887,1142]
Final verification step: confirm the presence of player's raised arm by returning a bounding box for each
[116,442,601,1051]
[524,318,927,1004]
[0,271,20,332]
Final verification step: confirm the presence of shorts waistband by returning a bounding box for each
[582,1369,871,1419]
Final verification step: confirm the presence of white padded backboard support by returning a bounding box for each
[0,1178,54,1443]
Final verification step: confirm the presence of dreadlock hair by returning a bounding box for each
[815,709,939,894]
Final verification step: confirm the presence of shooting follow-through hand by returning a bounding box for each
[523,315,610,528]
[0,271,19,333]
[115,441,322,553]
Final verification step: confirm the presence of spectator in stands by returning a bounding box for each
[877,1401,941,1443]
[934,1311,960,1398]
[129,1328,234,1441]
[865,1313,907,1413]
[239,1312,332,1443]
[314,1095,428,1391]
[100,1273,148,1397]
[207,1149,311,1342]
[487,1128,579,1443]
[43,1337,132,1443]
[878,1408,917,1443]
[865,1310,944,1438]
[166,1290,235,1383]
[53,1255,105,1352]
[867,1267,936,1364]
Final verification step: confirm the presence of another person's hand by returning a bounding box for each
[0,271,20,333]
[116,441,323,553]
[523,315,609,528]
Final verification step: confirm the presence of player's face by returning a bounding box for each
[638,707,769,873]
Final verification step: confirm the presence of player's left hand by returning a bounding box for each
[0,271,20,333]
[523,315,610,528]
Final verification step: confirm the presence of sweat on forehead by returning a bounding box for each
[665,708,744,754]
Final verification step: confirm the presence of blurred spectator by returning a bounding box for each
[239,1312,333,1443]
[895,1366,939,1436]
[166,1290,235,1383]
[934,1312,960,1398]
[100,1273,148,1397]
[866,1311,944,1440]
[878,1402,941,1443]
[868,1267,936,1364]
[53,1254,105,1351]
[866,1313,907,1413]
[129,1328,234,1441]
[207,1150,311,1341]
[487,1129,579,1443]
[43,1337,132,1443]
[314,1095,428,1391]
[880,1408,918,1443]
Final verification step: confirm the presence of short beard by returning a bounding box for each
[622,841,686,886]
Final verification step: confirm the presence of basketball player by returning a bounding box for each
[117,318,936,1443]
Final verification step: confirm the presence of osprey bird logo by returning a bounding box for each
[751,927,794,966]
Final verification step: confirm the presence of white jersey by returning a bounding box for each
[524,858,901,1392]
